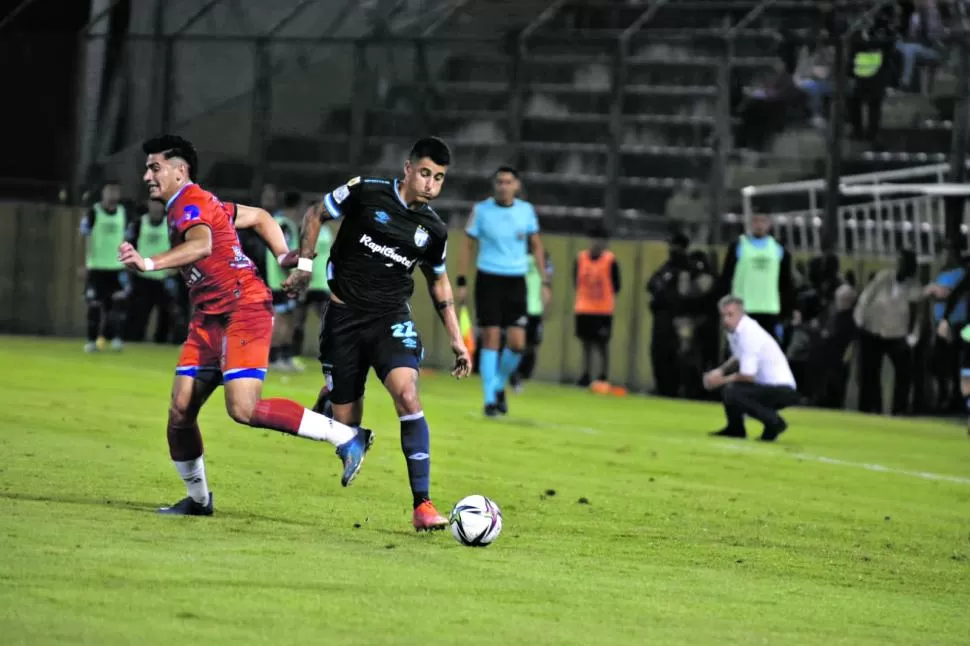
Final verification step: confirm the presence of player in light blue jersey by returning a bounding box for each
[458,166,548,417]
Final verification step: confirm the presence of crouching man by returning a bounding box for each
[703,295,799,441]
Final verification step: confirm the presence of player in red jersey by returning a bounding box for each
[117,135,373,516]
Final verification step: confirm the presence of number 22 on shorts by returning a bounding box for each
[391,321,417,338]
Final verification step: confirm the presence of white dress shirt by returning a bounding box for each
[727,315,797,388]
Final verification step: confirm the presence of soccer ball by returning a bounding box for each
[449,495,503,547]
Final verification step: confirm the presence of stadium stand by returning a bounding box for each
[102,0,963,241]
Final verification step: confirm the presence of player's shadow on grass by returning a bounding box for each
[464,413,543,429]
[0,491,328,527]
[0,491,160,512]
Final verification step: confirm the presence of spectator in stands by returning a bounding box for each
[735,60,801,151]
[685,249,721,398]
[794,254,852,405]
[896,0,946,92]
[848,15,896,144]
[844,269,858,289]
[928,253,966,411]
[719,213,795,342]
[853,249,924,414]
[937,254,970,431]
[911,259,938,414]
[647,233,691,397]
[573,225,621,387]
[818,269,859,409]
[795,40,834,128]
[787,257,827,401]
[124,199,177,344]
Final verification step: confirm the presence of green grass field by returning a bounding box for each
[1,336,968,645]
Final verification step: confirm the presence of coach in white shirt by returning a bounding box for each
[702,295,799,441]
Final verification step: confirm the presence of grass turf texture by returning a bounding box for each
[1,337,968,645]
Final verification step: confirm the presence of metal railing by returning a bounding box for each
[735,162,970,256]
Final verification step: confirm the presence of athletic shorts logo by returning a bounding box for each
[414,226,429,248]
[515,316,528,327]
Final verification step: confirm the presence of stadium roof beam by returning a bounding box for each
[79,0,127,35]
[173,0,229,36]
[266,0,318,36]
[0,0,41,33]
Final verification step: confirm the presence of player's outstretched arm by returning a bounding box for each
[421,265,471,378]
[281,202,332,297]
[456,220,477,304]
[119,225,211,272]
[235,204,290,260]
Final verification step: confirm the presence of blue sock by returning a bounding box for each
[400,412,431,508]
[480,349,499,405]
[494,348,523,394]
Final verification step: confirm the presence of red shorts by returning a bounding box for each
[176,301,273,382]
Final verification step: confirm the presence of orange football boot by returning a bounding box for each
[413,500,448,532]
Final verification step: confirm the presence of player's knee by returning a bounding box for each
[722,382,739,403]
[168,398,193,427]
[391,386,422,416]
[226,399,255,425]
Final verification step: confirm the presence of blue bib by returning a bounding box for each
[466,198,539,276]
[934,268,966,324]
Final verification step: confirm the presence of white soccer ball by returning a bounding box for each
[449,495,503,547]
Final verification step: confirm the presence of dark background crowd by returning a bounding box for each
[646,224,962,417]
[736,0,957,151]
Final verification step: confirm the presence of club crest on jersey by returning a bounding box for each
[374,211,391,225]
[414,226,429,248]
[176,204,200,227]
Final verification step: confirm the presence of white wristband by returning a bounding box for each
[297,257,313,273]
[143,258,155,272]
[277,252,288,266]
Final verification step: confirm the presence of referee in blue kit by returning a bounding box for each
[458,166,548,417]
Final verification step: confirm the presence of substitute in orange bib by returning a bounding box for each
[573,225,621,386]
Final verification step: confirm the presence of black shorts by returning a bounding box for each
[303,290,330,307]
[272,290,297,314]
[318,300,424,405]
[85,270,123,304]
[575,314,613,342]
[475,271,527,328]
[526,315,544,346]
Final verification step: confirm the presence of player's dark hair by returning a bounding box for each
[670,232,690,249]
[589,223,609,240]
[101,178,121,188]
[494,165,519,179]
[283,191,302,209]
[409,137,451,167]
[142,135,198,181]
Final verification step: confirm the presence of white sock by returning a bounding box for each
[297,408,356,447]
[174,456,209,506]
